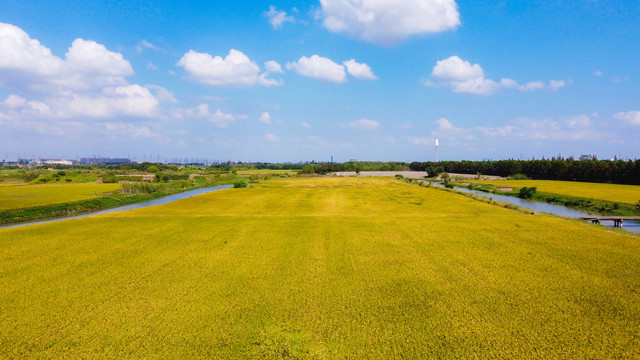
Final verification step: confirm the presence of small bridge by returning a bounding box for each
[578,216,640,228]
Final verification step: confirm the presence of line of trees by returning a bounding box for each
[409,159,640,185]
[298,161,408,175]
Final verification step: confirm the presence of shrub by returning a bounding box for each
[155,174,169,183]
[508,174,528,180]
[395,174,404,179]
[233,179,247,188]
[22,172,41,182]
[102,174,118,183]
[518,187,537,199]
[299,165,315,174]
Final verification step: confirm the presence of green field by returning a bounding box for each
[470,179,640,205]
[0,183,122,210]
[1,177,639,358]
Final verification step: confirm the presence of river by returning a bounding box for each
[0,184,232,230]
[429,182,640,234]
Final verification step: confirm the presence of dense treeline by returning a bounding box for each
[409,159,640,185]
[299,161,408,175]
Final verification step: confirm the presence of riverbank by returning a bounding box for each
[452,181,640,217]
[413,179,640,234]
[0,181,236,226]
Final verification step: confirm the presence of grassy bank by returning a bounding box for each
[0,180,234,226]
[458,179,640,216]
[0,183,122,210]
[1,177,639,358]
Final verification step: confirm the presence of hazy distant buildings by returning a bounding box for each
[80,158,131,165]
[43,159,73,165]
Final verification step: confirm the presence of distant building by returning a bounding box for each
[43,159,73,165]
[80,158,131,165]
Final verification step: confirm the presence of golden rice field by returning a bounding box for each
[1,177,639,358]
[471,179,640,204]
[0,183,122,210]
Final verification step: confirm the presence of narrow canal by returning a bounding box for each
[429,182,640,234]
[0,184,232,230]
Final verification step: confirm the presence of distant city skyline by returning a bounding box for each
[1,1,639,162]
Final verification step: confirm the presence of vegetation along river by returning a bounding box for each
[0,185,232,230]
[430,182,640,234]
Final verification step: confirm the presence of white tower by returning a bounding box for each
[435,138,439,162]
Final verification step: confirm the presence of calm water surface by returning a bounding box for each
[428,182,640,234]
[0,184,232,230]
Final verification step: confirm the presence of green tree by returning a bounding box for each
[518,187,537,199]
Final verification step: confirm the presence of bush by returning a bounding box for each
[518,187,537,199]
[233,179,247,188]
[102,174,118,183]
[155,174,169,183]
[508,174,528,180]
[299,165,315,174]
[395,174,404,179]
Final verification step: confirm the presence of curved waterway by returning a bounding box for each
[428,182,640,234]
[0,184,232,230]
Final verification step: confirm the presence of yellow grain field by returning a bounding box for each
[472,179,640,204]
[0,183,122,210]
[1,177,639,358]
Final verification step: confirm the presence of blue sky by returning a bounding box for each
[1,0,638,163]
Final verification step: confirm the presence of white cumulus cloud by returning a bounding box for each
[258,72,284,87]
[287,55,346,83]
[265,60,284,73]
[348,118,380,131]
[430,117,475,142]
[0,23,135,92]
[265,133,280,142]
[612,111,640,126]
[62,84,159,118]
[184,104,241,128]
[177,49,261,87]
[147,85,178,104]
[549,80,566,90]
[318,0,460,45]
[0,22,161,121]
[429,56,566,95]
[430,56,497,95]
[478,115,609,142]
[259,112,272,124]
[0,22,62,79]
[265,6,295,29]
[343,59,378,80]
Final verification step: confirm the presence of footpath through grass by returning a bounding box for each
[1,177,639,358]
